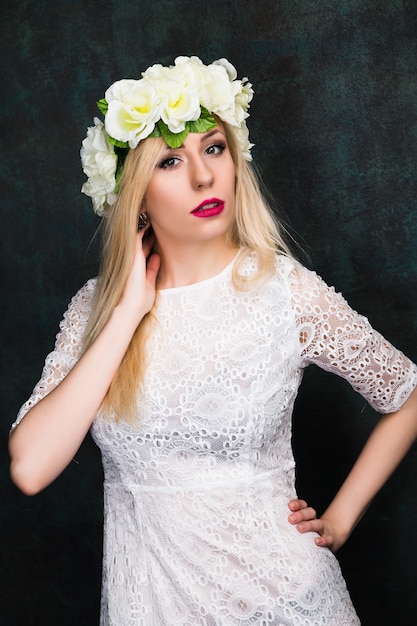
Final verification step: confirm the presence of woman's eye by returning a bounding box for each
[205,142,227,156]
[158,156,180,169]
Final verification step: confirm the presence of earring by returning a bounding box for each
[137,212,149,231]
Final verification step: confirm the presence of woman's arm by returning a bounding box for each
[9,231,160,496]
[288,263,417,550]
[289,385,417,551]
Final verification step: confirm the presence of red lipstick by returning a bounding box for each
[191,198,225,218]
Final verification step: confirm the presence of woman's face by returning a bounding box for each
[144,125,236,249]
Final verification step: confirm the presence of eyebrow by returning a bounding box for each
[200,129,224,142]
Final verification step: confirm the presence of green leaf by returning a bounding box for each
[188,107,217,133]
[200,106,215,120]
[159,121,190,148]
[107,136,129,149]
[148,123,163,139]
[97,99,108,115]
[114,146,129,191]
[115,163,123,192]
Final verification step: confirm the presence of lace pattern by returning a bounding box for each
[291,262,417,413]
[13,255,417,625]
[12,279,96,431]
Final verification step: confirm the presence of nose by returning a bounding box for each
[190,155,214,189]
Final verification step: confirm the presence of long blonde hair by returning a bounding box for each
[83,122,293,422]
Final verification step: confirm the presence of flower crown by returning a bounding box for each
[80,56,254,216]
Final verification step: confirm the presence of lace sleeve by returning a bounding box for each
[290,264,417,413]
[11,279,97,432]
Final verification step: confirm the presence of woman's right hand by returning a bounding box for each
[119,226,161,324]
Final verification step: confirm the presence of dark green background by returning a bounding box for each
[1,1,416,624]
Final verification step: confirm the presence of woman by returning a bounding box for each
[10,56,417,625]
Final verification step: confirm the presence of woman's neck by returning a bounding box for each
[155,241,239,289]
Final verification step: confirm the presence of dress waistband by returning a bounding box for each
[104,466,294,496]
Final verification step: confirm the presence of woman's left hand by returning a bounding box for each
[287,499,335,550]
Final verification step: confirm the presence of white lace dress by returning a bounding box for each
[15,254,417,626]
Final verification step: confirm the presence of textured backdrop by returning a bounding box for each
[1,1,416,624]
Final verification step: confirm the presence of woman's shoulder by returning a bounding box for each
[60,277,98,327]
[71,277,97,302]
[274,255,332,294]
[238,250,298,277]
[236,252,309,294]
[274,253,298,275]
[272,254,314,287]
[68,276,97,306]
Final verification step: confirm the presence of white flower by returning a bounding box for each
[233,122,254,161]
[143,63,200,133]
[80,118,118,216]
[104,78,162,149]
[212,58,238,81]
[235,78,254,121]
[174,56,211,96]
[207,70,254,128]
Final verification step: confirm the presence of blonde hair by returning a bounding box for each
[83,122,293,422]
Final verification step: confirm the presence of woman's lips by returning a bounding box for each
[191,198,225,218]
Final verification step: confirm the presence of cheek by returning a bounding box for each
[226,161,236,191]
[228,172,237,198]
[145,183,166,215]
[146,173,184,216]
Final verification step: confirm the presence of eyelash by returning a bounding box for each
[206,141,227,156]
[157,141,227,169]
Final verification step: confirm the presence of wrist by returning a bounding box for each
[320,509,355,551]
[112,300,148,332]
